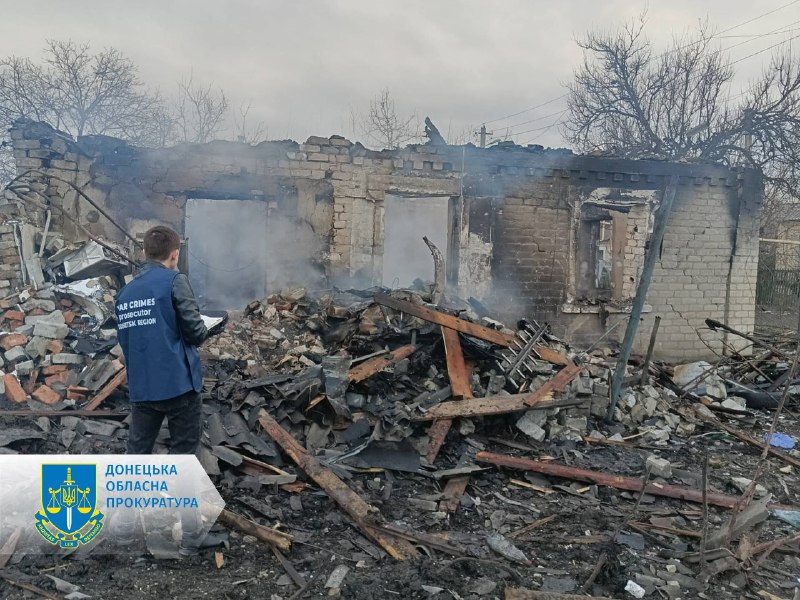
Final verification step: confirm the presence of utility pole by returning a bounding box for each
[476,124,492,148]
[607,175,679,422]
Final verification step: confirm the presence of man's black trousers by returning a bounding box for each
[127,390,201,454]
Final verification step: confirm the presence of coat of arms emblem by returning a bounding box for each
[35,464,104,548]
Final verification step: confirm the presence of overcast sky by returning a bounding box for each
[3,0,799,148]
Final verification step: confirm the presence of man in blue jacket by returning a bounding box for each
[116,225,210,455]
[114,225,227,555]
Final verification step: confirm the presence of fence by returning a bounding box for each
[756,239,800,330]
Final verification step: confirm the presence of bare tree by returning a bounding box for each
[0,41,166,146]
[233,100,266,143]
[0,56,54,126]
[445,120,477,145]
[42,40,165,144]
[564,15,800,207]
[360,88,419,149]
[174,72,229,144]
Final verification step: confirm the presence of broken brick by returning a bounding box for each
[46,340,64,355]
[45,371,70,387]
[42,365,67,375]
[4,373,26,403]
[0,333,28,351]
[62,311,75,325]
[3,310,25,322]
[66,386,89,401]
[28,308,45,317]
[59,299,73,308]
[32,384,61,405]
[24,370,39,395]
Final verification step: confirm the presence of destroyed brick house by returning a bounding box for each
[6,120,800,600]
[4,118,761,361]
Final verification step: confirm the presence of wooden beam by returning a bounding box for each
[426,419,453,464]
[375,294,516,346]
[218,509,293,552]
[415,363,583,421]
[426,327,474,464]
[375,294,570,365]
[83,367,126,411]
[524,362,582,406]
[258,409,417,559]
[415,395,584,421]
[374,295,572,367]
[506,588,615,600]
[441,327,472,399]
[475,451,797,510]
[347,345,416,383]
[0,409,126,418]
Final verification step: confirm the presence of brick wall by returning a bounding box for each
[490,184,573,320]
[8,119,761,360]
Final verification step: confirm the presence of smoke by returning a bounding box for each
[382,194,449,288]
[184,198,325,310]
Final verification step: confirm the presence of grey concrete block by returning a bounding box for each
[4,347,27,362]
[16,360,35,377]
[33,321,69,340]
[52,353,83,365]
[25,336,50,359]
[25,310,65,326]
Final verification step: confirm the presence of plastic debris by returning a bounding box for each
[763,432,796,449]
[772,509,800,529]
[625,580,647,598]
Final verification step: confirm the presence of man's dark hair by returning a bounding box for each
[143,226,181,261]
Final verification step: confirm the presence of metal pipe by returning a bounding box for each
[607,175,679,422]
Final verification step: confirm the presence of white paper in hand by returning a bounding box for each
[201,314,224,330]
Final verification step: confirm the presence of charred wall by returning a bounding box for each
[8,119,761,360]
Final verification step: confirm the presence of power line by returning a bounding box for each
[523,116,567,145]
[730,31,800,65]
[508,111,568,138]
[719,20,800,53]
[712,0,800,36]
[500,108,571,133]
[484,95,566,126]
[482,0,800,128]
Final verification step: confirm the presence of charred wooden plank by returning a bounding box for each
[414,395,585,421]
[218,509,292,552]
[505,587,615,600]
[374,294,571,365]
[426,327,474,463]
[374,295,514,346]
[426,419,453,464]
[441,327,472,399]
[523,362,582,407]
[416,363,583,421]
[476,451,799,510]
[347,345,416,383]
[258,409,417,559]
[83,367,126,411]
[0,409,125,418]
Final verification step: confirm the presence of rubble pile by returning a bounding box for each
[2,271,800,597]
[0,279,123,410]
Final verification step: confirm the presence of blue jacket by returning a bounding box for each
[116,262,206,402]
